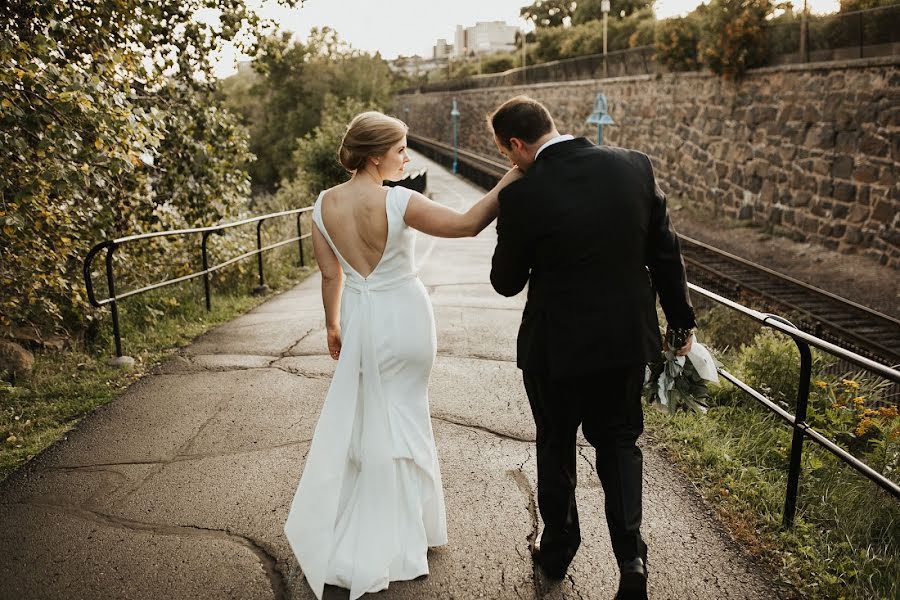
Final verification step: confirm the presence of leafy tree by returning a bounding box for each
[229,28,398,192]
[610,7,658,48]
[277,95,375,204]
[532,26,571,62]
[572,0,657,22]
[520,1,578,28]
[534,7,657,61]
[481,54,518,74]
[839,0,896,10]
[627,9,660,46]
[699,0,773,80]
[655,15,703,71]
[0,0,300,340]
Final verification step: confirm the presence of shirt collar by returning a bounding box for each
[534,134,575,159]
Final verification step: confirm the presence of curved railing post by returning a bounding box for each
[254,218,268,294]
[201,231,212,311]
[763,314,814,528]
[104,243,122,357]
[82,240,112,310]
[785,340,813,528]
[104,243,133,366]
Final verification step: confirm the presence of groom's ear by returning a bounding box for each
[508,137,526,153]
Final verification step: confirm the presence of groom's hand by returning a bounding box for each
[675,337,693,357]
[664,327,693,357]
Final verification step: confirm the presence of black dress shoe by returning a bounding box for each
[531,539,568,580]
[614,557,648,600]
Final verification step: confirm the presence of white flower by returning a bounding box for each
[648,335,720,415]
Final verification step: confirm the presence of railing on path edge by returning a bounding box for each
[408,132,900,527]
[83,207,315,362]
[82,171,428,363]
[689,283,900,527]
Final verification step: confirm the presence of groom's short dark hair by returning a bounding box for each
[489,95,555,149]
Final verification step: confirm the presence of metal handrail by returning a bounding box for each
[408,133,509,174]
[688,282,900,525]
[688,283,897,380]
[83,206,314,358]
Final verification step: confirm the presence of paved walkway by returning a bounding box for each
[0,153,790,600]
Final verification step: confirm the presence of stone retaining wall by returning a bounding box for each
[396,57,899,267]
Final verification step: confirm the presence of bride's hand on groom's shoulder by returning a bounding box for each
[498,166,523,188]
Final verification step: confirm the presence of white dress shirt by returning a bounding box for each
[534,134,575,159]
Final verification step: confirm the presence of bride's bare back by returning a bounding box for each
[320,182,390,278]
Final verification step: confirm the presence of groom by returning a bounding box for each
[488,96,695,599]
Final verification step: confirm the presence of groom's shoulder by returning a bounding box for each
[590,145,657,178]
[592,143,646,162]
[498,177,533,205]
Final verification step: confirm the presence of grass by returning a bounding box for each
[0,247,315,484]
[644,304,900,599]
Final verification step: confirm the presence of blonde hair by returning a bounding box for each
[338,111,408,173]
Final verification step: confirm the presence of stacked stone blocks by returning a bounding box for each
[396,57,899,267]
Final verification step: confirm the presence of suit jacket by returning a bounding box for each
[490,137,696,378]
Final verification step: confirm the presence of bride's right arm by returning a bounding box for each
[403,167,522,238]
[312,225,344,360]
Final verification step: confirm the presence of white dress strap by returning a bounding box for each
[389,185,414,227]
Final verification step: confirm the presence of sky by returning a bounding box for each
[210,0,841,79]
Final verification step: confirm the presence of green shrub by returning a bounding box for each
[698,0,773,80]
[533,26,570,62]
[623,8,658,48]
[559,21,605,57]
[697,303,763,353]
[655,15,703,71]
[281,95,377,203]
[732,329,834,405]
[481,54,517,74]
[807,373,899,469]
[0,1,289,341]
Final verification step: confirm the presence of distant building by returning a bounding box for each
[453,21,518,57]
[433,38,453,60]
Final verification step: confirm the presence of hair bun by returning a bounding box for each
[339,140,367,172]
[337,111,409,173]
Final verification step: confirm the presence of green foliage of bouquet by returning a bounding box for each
[646,338,721,415]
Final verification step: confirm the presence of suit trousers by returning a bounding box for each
[522,364,647,570]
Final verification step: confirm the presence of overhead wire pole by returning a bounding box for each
[800,0,809,62]
[521,29,527,85]
[602,0,610,78]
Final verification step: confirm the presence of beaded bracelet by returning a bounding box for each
[666,327,694,349]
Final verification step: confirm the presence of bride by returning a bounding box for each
[283,111,521,599]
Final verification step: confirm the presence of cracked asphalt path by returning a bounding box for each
[0,152,789,599]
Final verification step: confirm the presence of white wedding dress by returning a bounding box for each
[284,185,448,600]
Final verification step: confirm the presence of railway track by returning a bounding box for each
[408,133,900,369]
[680,237,900,367]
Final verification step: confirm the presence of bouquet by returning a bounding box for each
[645,335,721,415]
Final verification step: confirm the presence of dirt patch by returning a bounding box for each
[668,201,899,319]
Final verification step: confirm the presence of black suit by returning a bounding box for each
[491,137,695,570]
